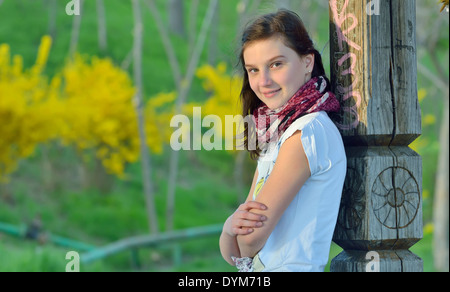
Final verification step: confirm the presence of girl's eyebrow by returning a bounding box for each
[245,55,286,68]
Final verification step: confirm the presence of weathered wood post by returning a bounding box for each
[329,0,423,272]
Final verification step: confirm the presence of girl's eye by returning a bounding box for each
[248,68,258,74]
[271,62,282,68]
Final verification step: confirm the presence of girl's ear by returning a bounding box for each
[304,54,315,73]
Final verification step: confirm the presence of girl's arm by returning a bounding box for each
[219,168,267,265]
[237,131,311,258]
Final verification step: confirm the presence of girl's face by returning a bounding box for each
[243,36,314,110]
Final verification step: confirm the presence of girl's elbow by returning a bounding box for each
[238,233,257,247]
[237,233,265,257]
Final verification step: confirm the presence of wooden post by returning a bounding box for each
[329,0,423,272]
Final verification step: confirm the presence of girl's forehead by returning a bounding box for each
[244,36,285,52]
[243,37,296,64]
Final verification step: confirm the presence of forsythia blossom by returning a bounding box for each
[193,63,243,151]
[0,36,56,181]
[0,36,174,181]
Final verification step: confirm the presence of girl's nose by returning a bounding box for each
[259,70,272,87]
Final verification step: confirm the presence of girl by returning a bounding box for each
[219,10,347,272]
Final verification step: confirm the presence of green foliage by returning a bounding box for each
[0,0,443,272]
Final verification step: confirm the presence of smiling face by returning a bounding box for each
[243,36,314,110]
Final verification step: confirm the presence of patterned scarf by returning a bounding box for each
[253,76,340,148]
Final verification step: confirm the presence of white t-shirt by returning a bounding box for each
[252,111,346,272]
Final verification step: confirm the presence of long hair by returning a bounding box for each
[238,9,330,160]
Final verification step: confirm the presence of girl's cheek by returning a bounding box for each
[249,79,258,94]
[276,72,289,85]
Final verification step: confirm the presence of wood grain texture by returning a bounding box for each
[329,0,421,147]
[333,146,423,251]
[330,250,423,272]
[329,0,422,272]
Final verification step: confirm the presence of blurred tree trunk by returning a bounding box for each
[168,0,185,37]
[237,0,261,36]
[132,0,159,235]
[69,0,83,58]
[146,0,182,90]
[427,13,449,273]
[166,0,219,231]
[40,144,54,191]
[146,0,218,231]
[276,0,291,9]
[0,183,14,206]
[188,0,199,56]
[237,0,250,34]
[234,151,246,203]
[416,61,448,272]
[47,0,57,39]
[416,1,449,272]
[433,91,449,272]
[69,0,83,59]
[93,158,114,194]
[208,1,219,65]
[96,0,107,54]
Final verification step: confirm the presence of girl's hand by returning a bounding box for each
[224,201,268,237]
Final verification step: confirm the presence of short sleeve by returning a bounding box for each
[278,112,337,177]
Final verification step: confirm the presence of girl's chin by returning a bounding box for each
[265,103,284,110]
[264,99,289,110]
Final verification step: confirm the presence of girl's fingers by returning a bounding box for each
[227,202,267,236]
[237,210,267,222]
[232,227,254,235]
[236,219,264,229]
[229,218,263,236]
[238,201,267,212]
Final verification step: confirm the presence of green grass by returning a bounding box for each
[0,143,437,271]
[0,145,240,272]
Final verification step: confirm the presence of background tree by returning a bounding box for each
[69,0,84,59]
[417,0,449,272]
[46,0,57,39]
[96,0,108,54]
[146,0,219,231]
[132,0,159,234]
[168,0,186,37]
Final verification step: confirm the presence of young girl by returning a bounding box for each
[219,10,347,272]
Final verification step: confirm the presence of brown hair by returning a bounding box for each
[238,9,330,160]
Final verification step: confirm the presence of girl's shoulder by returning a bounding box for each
[279,111,337,145]
[276,111,345,176]
[258,111,343,165]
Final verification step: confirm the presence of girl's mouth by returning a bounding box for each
[263,88,281,98]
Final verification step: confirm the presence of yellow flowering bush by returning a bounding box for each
[1,35,176,181]
[0,36,56,181]
[58,54,141,177]
[145,91,177,154]
[194,63,243,150]
[58,55,177,177]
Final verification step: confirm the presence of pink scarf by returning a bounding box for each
[254,76,340,147]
